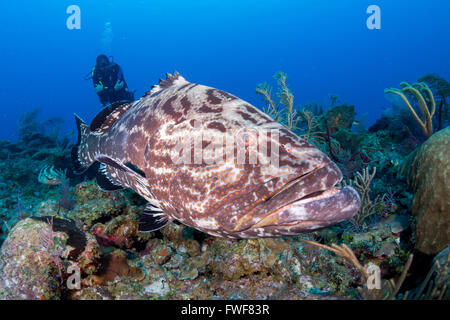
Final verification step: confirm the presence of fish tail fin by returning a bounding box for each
[72,114,95,174]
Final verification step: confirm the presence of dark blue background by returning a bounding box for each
[0,0,449,141]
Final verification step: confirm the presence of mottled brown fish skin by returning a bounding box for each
[75,73,360,239]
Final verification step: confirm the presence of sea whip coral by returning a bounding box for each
[385,82,435,137]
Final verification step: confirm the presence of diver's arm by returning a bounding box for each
[116,65,125,82]
[114,65,125,91]
[93,70,104,93]
[92,69,99,86]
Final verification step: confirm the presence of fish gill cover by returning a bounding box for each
[0,0,448,302]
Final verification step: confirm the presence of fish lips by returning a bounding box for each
[250,186,361,235]
[229,161,355,235]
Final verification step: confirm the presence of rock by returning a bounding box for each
[375,241,398,258]
[71,181,138,227]
[0,218,62,299]
[89,250,145,286]
[0,216,100,299]
[349,225,393,249]
[177,251,211,281]
[161,223,186,243]
[92,214,140,249]
[143,239,174,265]
[379,214,411,234]
[161,223,201,257]
[408,127,450,254]
[208,238,292,281]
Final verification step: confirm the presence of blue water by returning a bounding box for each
[0,0,449,141]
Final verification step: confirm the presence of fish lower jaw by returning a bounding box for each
[251,187,340,229]
[250,186,360,231]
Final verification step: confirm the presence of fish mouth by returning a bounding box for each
[233,162,361,235]
[250,186,360,233]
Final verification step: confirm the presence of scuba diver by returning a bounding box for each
[90,55,134,106]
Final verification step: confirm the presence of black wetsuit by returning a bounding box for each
[93,62,134,106]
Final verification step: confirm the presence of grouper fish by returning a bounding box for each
[72,72,360,239]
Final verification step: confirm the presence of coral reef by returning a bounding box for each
[0,73,448,301]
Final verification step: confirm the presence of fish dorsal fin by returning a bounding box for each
[145,71,188,96]
[90,101,134,132]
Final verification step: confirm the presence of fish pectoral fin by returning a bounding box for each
[96,164,124,192]
[94,154,150,190]
[138,203,169,232]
